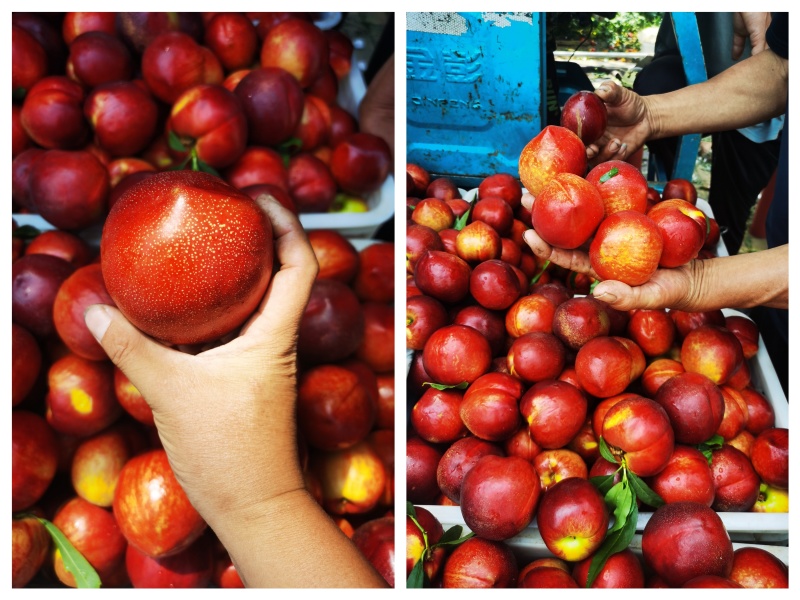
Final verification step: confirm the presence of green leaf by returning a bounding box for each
[590,473,617,497]
[169,156,192,171]
[277,136,302,155]
[589,279,600,294]
[605,480,633,534]
[530,260,550,285]
[196,160,220,177]
[12,224,41,240]
[696,434,725,465]
[585,496,638,587]
[422,381,469,391]
[13,86,27,104]
[599,167,619,184]
[25,515,101,588]
[628,471,665,508]
[433,530,475,548]
[597,436,618,464]
[167,129,187,153]
[407,556,426,588]
[436,524,464,545]
[406,501,417,519]
[453,207,472,231]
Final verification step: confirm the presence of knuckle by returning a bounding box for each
[103,331,141,371]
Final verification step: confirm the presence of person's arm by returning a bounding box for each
[84,196,388,588]
[359,54,395,160]
[587,48,788,164]
[523,226,788,312]
[645,48,787,139]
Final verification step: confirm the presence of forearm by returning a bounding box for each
[646,49,788,139]
[214,489,389,588]
[681,245,788,312]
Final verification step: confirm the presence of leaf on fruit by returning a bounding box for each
[13,86,27,104]
[169,156,192,171]
[196,160,220,177]
[12,224,41,240]
[407,557,425,588]
[422,381,469,391]
[17,514,102,588]
[433,528,474,548]
[437,524,464,545]
[597,437,618,464]
[585,500,638,587]
[167,129,188,153]
[277,137,302,155]
[696,434,725,465]
[598,167,619,183]
[453,205,473,231]
[530,260,550,285]
[590,473,617,496]
[628,471,664,508]
[406,501,417,519]
[605,480,633,534]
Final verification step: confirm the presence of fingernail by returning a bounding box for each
[523,230,535,245]
[84,305,112,342]
[609,140,620,152]
[619,143,628,155]
[595,290,617,304]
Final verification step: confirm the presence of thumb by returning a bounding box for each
[84,304,178,411]
[595,80,623,106]
[592,280,640,311]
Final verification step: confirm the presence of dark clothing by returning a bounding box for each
[634,13,782,255]
[755,12,788,396]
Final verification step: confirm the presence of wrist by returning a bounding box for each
[641,95,663,140]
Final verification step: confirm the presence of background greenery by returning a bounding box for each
[549,12,662,52]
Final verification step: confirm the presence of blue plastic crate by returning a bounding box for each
[407,12,547,188]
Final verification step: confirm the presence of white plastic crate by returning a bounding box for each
[298,63,394,238]
[417,514,788,569]
[419,315,788,544]
[13,59,393,240]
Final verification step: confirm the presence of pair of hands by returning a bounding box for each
[584,12,773,166]
[526,11,777,312]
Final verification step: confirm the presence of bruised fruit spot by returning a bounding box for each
[70,389,93,414]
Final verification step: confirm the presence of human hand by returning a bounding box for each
[522,225,694,310]
[84,195,318,531]
[732,13,772,60]
[586,81,653,167]
[359,54,395,161]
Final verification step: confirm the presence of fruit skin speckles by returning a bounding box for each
[101,170,274,346]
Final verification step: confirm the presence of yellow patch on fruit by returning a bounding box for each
[123,381,140,396]
[77,474,115,507]
[407,535,425,563]
[603,405,633,430]
[171,88,202,116]
[553,535,593,562]
[70,389,94,414]
[342,454,377,502]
